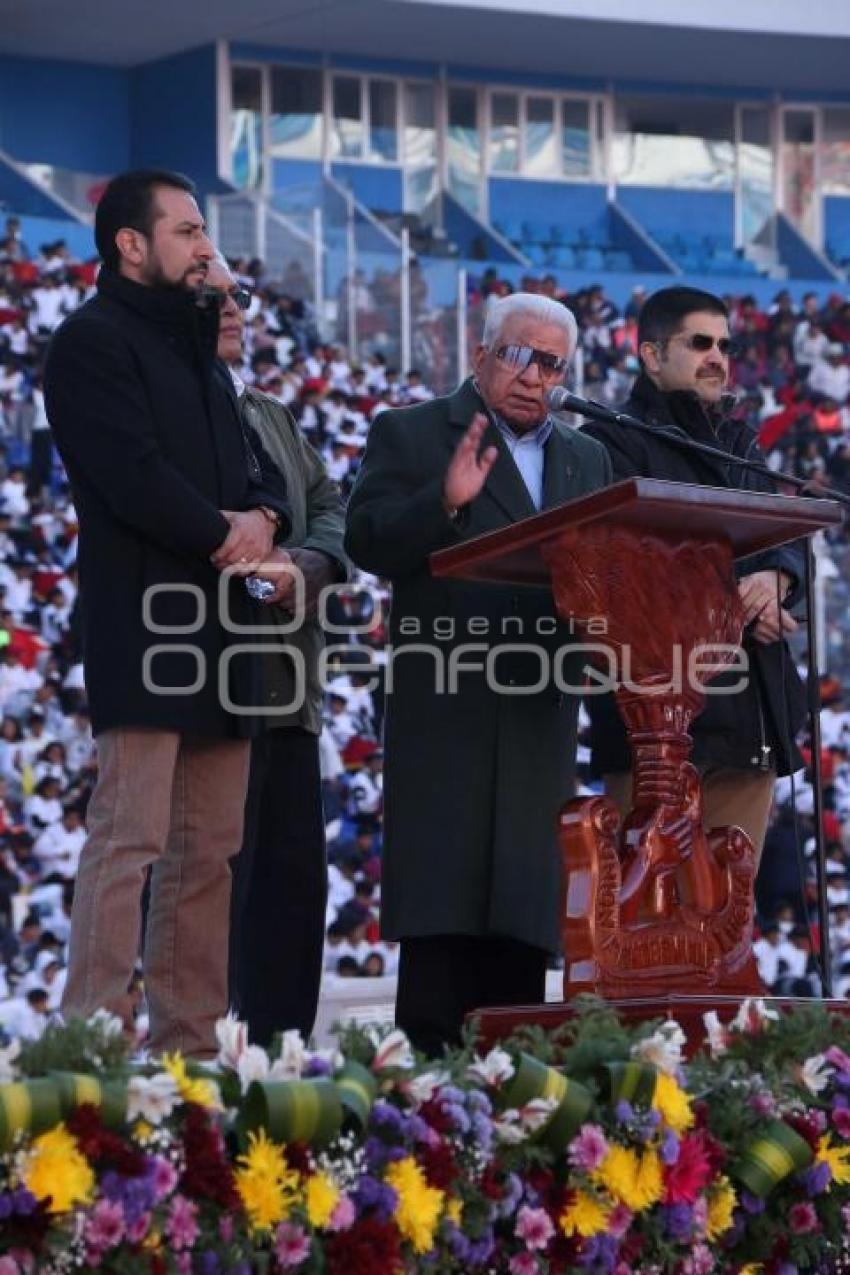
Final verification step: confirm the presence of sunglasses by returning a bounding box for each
[493,344,569,378]
[197,284,252,311]
[666,333,735,357]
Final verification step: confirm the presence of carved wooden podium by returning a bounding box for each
[431,478,843,1040]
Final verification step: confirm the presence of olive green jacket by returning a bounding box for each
[241,386,348,734]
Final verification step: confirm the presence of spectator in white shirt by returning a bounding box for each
[34,807,85,881]
[808,346,850,404]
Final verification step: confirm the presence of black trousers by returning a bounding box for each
[229,727,327,1045]
[395,933,548,1058]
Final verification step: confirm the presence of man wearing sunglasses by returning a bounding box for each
[204,255,348,1048]
[582,285,805,864]
[345,293,612,1055]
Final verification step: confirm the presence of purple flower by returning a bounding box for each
[800,1159,832,1196]
[198,1254,222,1275]
[739,1190,766,1215]
[447,1222,494,1266]
[496,1172,523,1220]
[471,1110,494,1155]
[662,1202,694,1242]
[304,1055,331,1077]
[578,1233,618,1271]
[568,1123,609,1173]
[352,1174,398,1221]
[370,1100,405,1136]
[659,1128,680,1166]
[614,1100,634,1124]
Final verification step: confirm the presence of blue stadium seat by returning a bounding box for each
[522,220,551,245]
[524,242,548,266]
[550,245,576,269]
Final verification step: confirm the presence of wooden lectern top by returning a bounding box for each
[430,477,843,588]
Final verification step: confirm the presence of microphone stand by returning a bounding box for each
[559,393,849,996]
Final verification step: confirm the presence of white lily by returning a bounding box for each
[0,1037,20,1083]
[702,1011,729,1059]
[126,1072,180,1124]
[731,998,780,1034]
[274,1029,307,1079]
[405,1069,451,1107]
[493,1109,527,1144]
[371,1028,415,1072]
[87,1008,124,1039]
[518,1096,558,1133]
[467,1046,515,1089]
[800,1053,834,1096]
[215,1012,250,1072]
[236,1045,271,1093]
[631,1020,687,1075]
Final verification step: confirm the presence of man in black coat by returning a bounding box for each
[345,293,612,1055]
[44,170,291,1058]
[582,286,805,862]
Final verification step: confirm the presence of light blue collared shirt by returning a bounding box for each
[492,414,554,510]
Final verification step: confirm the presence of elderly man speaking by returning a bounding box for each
[345,293,612,1054]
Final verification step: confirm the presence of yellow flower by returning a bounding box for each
[161,1052,221,1109]
[560,1190,609,1238]
[445,1198,462,1226]
[653,1073,694,1134]
[385,1155,444,1254]
[305,1171,340,1229]
[817,1135,850,1186]
[22,1124,95,1214]
[133,1119,153,1143]
[594,1144,663,1213]
[739,1266,763,1274]
[234,1128,300,1233]
[706,1177,737,1241]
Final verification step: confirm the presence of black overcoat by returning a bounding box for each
[582,372,806,778]
[345,379,612,952]
[44,270,290,737]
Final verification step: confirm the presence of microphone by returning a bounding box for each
[546,387,617,422]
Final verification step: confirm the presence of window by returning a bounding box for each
[563,99,592,178]
[447,86,481,214]
[230,66,263,189]
[369,81,398,162]
[270,67,323,160]
[490,93,519,173]
[823,108,850,196]
[613,96,735,189]
[331,76,363,159]
[525,97,557,177]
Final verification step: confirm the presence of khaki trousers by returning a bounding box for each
[603,766,776,868]
[61,728,250,1058]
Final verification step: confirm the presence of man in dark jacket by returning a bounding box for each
[582,285,805,861]
[206,257,348,1046]
[345,293,612,1055]
[44,170,291,1058]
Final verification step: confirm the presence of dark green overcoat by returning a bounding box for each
[345,379,612,952]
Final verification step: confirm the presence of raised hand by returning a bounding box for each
[443,412,499,513]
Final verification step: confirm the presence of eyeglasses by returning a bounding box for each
[493,344,569,378]
[197,285,252,311]
[665,332,735,357]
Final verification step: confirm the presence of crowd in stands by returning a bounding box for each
[2,209,850,1040]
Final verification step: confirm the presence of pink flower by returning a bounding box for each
[274,1221,311,1269]
[176,1255,192,1275]
[826,1045,850,1073]
[515,1205,555,1251]
[833,1107,850,1138]
[789,1201,819,1235]
[149,1155,179,1201]
[607,1203,633,1238]
[567,1123,609,1173]
[85,1199,125,1251]
[219,1214,235,1243]
[166,1195,200,1251]
[328,1195,356,1232]
[0,1262,19,1275]
[843,1201,850,1231]
[509,1255,539,1275]
[126,1211,151,1245]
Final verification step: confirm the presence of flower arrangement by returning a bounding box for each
[2,997,850,1272]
